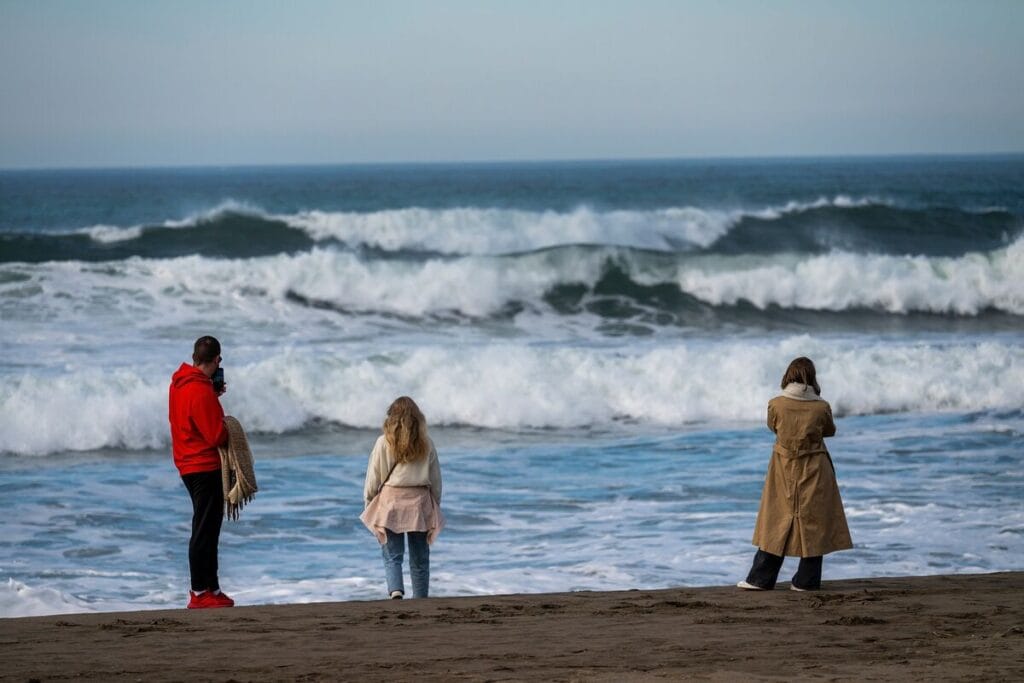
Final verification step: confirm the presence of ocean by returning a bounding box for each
[1,156,1022,617]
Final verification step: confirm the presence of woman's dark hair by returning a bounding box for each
[192,336,221,364]
[781,356,820,395]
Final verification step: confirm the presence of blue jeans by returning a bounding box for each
[382,529,429,598]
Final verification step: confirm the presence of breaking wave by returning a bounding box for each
[2,238,1022,325]
[1,336,1022,456]
[1,196,1019,263]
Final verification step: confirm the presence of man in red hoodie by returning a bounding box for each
[169,335,234,609]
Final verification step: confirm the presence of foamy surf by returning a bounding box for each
[67,196,894,254]
[1,336,1021,456]
[2,238,1022,327]
[0,579,92,618]
[22,194,998,261]
[2,158,1022,617]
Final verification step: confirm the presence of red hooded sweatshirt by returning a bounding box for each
[169,363,228,476]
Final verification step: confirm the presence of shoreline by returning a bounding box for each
[1,572,1021,681]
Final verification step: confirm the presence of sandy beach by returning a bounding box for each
[2,572,1021,681]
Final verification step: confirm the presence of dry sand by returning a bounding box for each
[1,572,1022,681]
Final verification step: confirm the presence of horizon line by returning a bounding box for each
[2,150,1023,173]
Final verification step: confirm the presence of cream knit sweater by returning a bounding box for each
[363,434,442,506]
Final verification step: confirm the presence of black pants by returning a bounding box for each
[182,470,223,592]
[745,549,822,590]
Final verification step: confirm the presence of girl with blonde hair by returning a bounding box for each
[360,396,444,599]
[738,357,852,591]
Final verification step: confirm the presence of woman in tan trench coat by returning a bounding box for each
[738,357,852,591]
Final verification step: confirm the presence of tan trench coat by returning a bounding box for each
[751,391,853,557]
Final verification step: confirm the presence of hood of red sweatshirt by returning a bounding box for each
[171,363,212,389]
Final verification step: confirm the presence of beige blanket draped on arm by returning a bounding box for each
[218,416,258,521]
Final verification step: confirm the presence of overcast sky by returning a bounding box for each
[1,0,1022,168]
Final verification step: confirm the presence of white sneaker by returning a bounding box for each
[736,580,766,590]
[389,590,404,599]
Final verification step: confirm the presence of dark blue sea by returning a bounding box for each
[1,156,1022,615]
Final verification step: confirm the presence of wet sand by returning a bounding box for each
[1,572,1021,681]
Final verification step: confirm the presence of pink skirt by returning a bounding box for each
[360,485,445,545]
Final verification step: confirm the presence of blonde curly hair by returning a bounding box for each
[383,396,430,463]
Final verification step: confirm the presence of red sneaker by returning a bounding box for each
[210,591,235,607]
[187,590,233,609]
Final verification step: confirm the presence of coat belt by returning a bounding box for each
[773,443,828,459]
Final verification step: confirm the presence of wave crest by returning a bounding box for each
[2,238,1022,329]
[66,195,909,256]
[672,238,1024,315]
[1,337,1022,455]
[280,196,903,255]
[3,195,1015,265]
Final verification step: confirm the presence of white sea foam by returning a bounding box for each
[160,199,263,228]
[0,367,168,455]
[0,578,91,617]
[3,236,1022,328]
[3,408,1021,614]
[744,194,887,220]
[72,195,892,254]
[285,195,892,254]
[1,336,1022,456]
[0,248,604,323]
[223,338,1024,430]
[286,205,738,253]
[670,237,1024,315]
[77,200,265,243]
[80,225,143,243]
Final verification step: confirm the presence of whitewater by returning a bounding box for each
[1,156,1022,617]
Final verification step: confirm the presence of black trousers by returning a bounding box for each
[182,470,223,592]
[745,549,822,590]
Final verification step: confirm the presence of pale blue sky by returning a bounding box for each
[1,0,1022,168]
